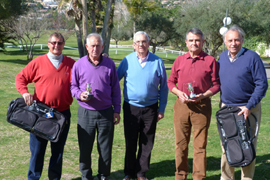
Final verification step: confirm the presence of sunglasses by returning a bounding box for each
[49,41,64,46]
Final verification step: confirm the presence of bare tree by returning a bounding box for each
[12,12,50,61]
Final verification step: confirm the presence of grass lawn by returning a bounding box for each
[0,36,270,180]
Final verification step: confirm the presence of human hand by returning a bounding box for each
[80,91,90,102]
[102,53,109,58]
[177,91,189,103]
[22,93,33,106]
[238,107,251,120]
[188,93,205,103]
[114,113,120,125]
[157,112,164,122]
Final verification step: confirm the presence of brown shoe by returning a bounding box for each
[137,177,149,180]
[123,175,133,180]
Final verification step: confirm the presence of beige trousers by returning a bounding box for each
[220,103,261,180]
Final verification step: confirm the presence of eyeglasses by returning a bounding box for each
[134,41,148,46]
[49,41,64,46]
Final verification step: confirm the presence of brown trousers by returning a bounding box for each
[173,98,212,180]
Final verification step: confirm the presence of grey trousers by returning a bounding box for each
[77,106,114,180]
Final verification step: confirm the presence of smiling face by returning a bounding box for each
[185,32,205,56]
[47,36,65,56]
[133,33,150,58]
[224,30,244,57]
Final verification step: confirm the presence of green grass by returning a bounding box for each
[1,35,270,180]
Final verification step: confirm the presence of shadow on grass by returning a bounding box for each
[0,49,47,65]
[70,154,270,179]
[0,59,29,65]
[206,153,270,180]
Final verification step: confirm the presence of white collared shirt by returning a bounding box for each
[228,47,245,62]
[137,52,150,67]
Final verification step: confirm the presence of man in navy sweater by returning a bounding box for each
[218,25,268,180]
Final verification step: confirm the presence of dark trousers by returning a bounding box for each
[77,106,114,180]
[28,109,71,180]
[123,101,158,177]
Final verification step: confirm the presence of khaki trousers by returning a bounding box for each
[173,98,212,180]
[220,103,261,180]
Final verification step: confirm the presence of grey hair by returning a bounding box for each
[48,32,65,42]
[133,31,150,42]
[86,33,104,45]
[223,24,245,41]
[186,28,205,40]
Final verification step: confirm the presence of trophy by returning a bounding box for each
[86,83,94,99]
[187,82,196,99]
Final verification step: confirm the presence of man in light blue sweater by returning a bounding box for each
[117,31,168,180]
[218,25,268,180]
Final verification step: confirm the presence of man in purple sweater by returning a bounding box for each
[218,25,268,180]
[71,33,121,180]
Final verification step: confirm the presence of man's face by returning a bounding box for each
[47,36,65,56]
[86,36,104,60]
[185,32,204,55]
[133,34,150,57]
[224,30,244,57]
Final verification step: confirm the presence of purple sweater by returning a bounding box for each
[71,55,121,113]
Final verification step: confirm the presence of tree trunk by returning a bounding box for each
[133,21,136,35]
[101,0,114,51]
[104,27,112,55]
[75,19,84,58]
[152,44,156,54]
[81,0,88,55]
[90,7,96,33]
[29,48,34,61]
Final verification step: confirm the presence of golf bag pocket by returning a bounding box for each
[216,105,258,167]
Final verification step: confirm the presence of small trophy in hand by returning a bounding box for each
[187,82,196,99]
[86,83,94,99]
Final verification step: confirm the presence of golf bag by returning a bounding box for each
[216,105,258,167]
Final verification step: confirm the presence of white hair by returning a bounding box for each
[86,33,104,45]
[133,31,149,42]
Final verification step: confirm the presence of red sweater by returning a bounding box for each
[167,51,220,96]
[16,54,75,111]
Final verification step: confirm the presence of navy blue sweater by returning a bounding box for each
[218,48,268,109]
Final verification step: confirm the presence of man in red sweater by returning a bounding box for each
[167,28,220,180]
[15,32,75,180]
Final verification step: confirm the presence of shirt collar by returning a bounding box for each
[87,53,103,66]
[186,51,205,61]
[228,47,244,62]
[137,51,150,62]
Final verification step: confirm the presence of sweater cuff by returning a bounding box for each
[19,89,29,96]
[113,105,121,114]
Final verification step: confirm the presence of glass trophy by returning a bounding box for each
[86,83,94,99]
[187,82,196,99]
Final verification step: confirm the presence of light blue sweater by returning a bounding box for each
[117,52,168,113]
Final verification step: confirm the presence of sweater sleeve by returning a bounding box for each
[15,58,38,95]
[110,60,121,113]
[167,57,179,91]
[117,57,127,81]
[70,62,83,100]
[207,59,220,95]
[158,59,168,113]
[246,57,268,109]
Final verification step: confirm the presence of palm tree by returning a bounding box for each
[59,0,84,57]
